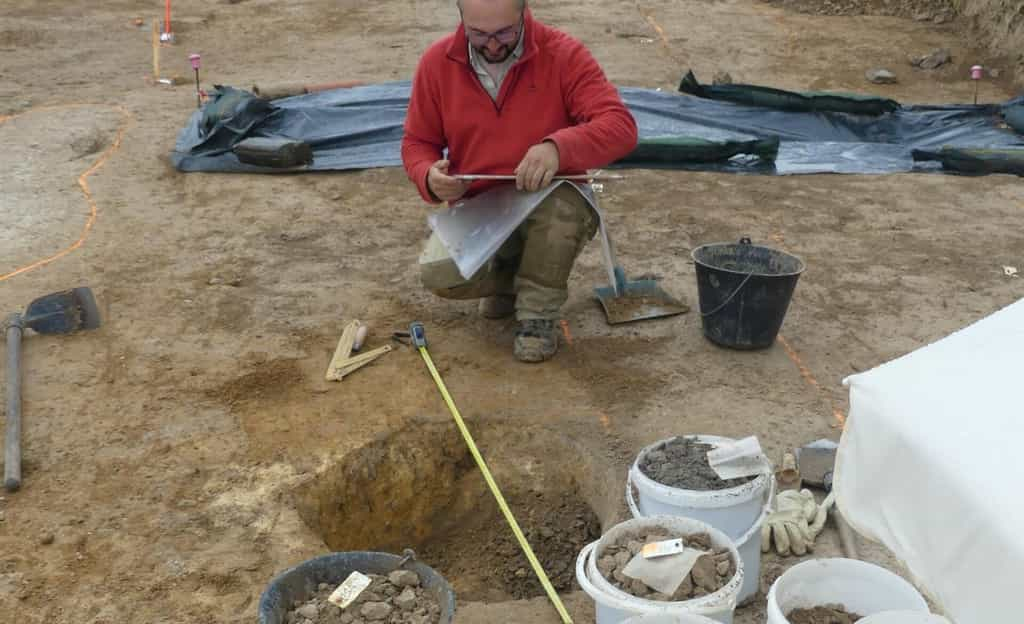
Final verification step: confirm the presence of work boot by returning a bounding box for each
[513,319,559,363]
[478,294,516,319]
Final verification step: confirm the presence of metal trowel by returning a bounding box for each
[593,198,689,324]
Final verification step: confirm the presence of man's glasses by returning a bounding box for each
[464,16,523,46]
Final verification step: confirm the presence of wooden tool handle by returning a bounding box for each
[5,316,24,492]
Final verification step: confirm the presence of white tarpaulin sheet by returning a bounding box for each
[835,298,1024,624]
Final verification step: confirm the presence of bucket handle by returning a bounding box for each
[700,237,754,318]
[700,273,753,318]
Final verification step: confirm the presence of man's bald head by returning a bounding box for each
[458,0,526,63]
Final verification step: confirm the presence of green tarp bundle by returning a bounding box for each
[678,70,901,116]
[912,147,1024,176]
[617,136,780,167]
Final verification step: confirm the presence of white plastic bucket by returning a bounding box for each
[766,558,930,624]
[627,436,771,539]
[627,436,774,605]
[622,615,721,623]
[578,515,743,624]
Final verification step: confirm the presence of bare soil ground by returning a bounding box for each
[1,1,1021,623]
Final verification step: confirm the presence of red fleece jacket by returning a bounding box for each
[401,10,639,203]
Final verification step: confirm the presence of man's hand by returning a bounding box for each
[427,160,470,202]
[515,141,560,192]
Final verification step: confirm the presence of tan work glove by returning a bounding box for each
[761,489,834,556]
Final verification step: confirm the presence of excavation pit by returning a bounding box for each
[294,421,606,603]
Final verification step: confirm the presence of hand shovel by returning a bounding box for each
[5,287,101,491]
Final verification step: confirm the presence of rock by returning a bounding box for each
[913,11,934,21]
[361,601,393,621]
[716,560,730,576]
[40,533,55,545]
[866,68,898,84]
[317,583,329,591]
[394,587,417,612]
[339,613,354,624]
[207,277,223,286]
[916,48,952,70]
[514,567,527,578]
[691,555,719,591]
[388,569,420,588]
[933,12,952,24]
[629,578,650,596]
[295,603,318,620]
[712,71,733,85]
[989,68,1001,78]
[613,568,630,584]
[597,555,616,577]
[672,573,694,600]
[539,526,555,539]
[627,540,642,555]
[613,550,632,568]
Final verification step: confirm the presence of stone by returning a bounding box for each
[629,578,650,596]
[627,540,642,555]
[597,555,616,577]
[691,554,719,591]
[917,48,952,70]
[295,604,318,620]
[394,587,417,612]
[866,68,897,84]
[514,567,527,578]
[712,71,733,85]
[716,560,730,576]
[339,614,354,624]
[361,601,393,621]
[989,68,1002,78]
[388,569,420,588]
[317,582,329,591]
[613,550,632,568]
[40,533,55,545]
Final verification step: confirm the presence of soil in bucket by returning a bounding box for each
[639,437,756,490]
[286,570,441,624]
[787,605,864,624]
[596,530,736,601]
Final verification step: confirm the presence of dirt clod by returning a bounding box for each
[639,437,756,490]
[787,605,863,623]
[286,573,439,624]
[598,530,736,601]
[417,491,600,601]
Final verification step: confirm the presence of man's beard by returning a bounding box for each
[476,44,514,64]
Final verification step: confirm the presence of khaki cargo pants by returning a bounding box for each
[418,184,599,321]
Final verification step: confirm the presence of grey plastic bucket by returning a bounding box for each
[257,551,455,624]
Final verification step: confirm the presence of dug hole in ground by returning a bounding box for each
[1,0,1022,623]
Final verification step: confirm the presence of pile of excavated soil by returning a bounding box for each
[763,0,957,20]
[417,490,600,601]
[286,570,440,624]
[787,605,864,623]
[639,437,756,490]
[596,530,736,601]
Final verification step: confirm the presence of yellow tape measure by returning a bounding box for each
[410,323,572,624]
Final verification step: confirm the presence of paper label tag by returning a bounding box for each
[623,547,707,595]
[708,436,767,480]
[641,539,684,559]
[328,571,372,609]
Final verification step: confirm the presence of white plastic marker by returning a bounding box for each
[641,538,684,559]
[707,436,766,480]
[328,571,372,609]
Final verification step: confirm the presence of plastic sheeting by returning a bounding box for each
[171,81,1024,176]
[835,298,1024,624]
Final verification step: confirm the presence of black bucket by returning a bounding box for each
[257,551,456,624]
[691,238,805,350]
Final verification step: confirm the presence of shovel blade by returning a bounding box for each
[24,287,101,335]
[594,279,689,325]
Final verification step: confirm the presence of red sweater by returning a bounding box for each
[401,10,639,203]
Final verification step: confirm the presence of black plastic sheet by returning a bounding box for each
[170,81,1024,176]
